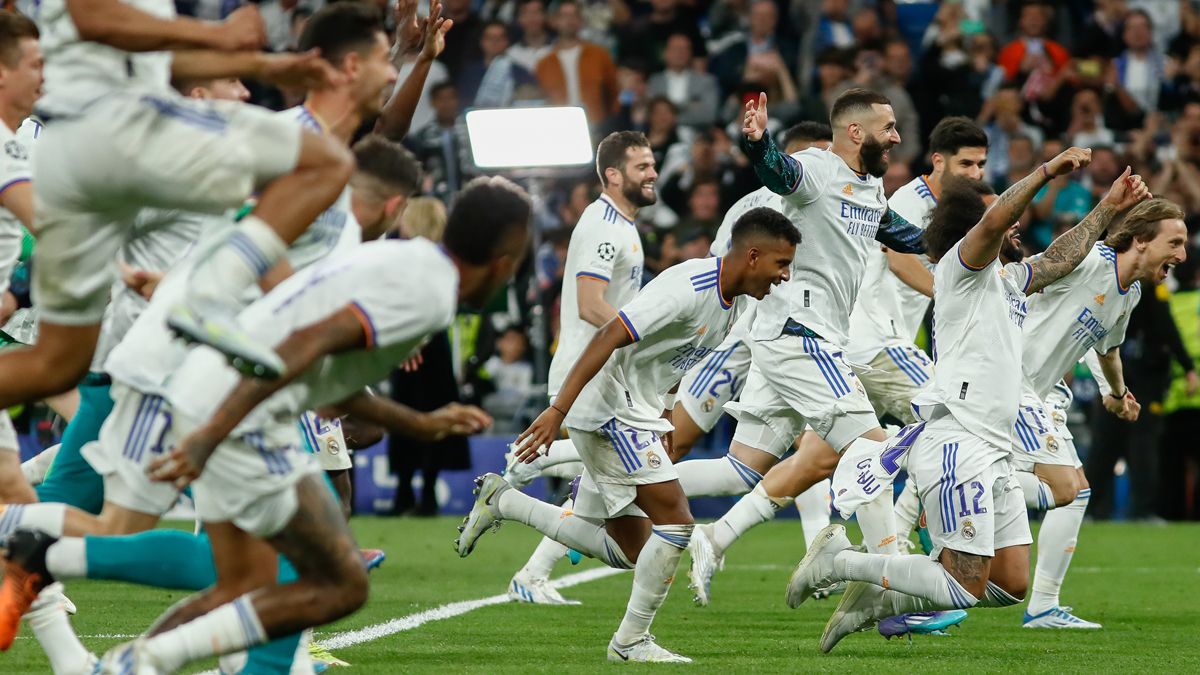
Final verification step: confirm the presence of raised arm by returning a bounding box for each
[376,0,453,139]
[513,318,633,462]
[67,0,263,52]
[876,208,926,254]
[171,49,342,92]
[148,306,369,487]
[1025,166,1150,294]
[960,147,1091,269]
[738,93,804,195]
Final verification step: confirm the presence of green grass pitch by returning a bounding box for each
[6,518,1200,673]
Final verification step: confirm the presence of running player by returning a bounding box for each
[0,12,40,504]
[784,151,1148,652]
[688,117,992,605]
[0,176,530,673]
[456,206,800,663]
[501,131,654,605]
[0,0,350,416]
[1014,198,1185,629]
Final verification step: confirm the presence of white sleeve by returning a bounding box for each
[0,135,30,195]
[1002,260,1034,295]
[787,149,838,205]
[349,263,454,349]
[616,274,686,342]
[1083,349,1112,397]
[572,223,621,283]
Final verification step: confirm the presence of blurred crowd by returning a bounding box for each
[166,0,1200,520]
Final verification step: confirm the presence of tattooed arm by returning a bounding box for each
[960,147,1092,269]
[1025,166,1150,294]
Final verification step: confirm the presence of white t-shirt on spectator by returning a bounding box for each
[557,45,583,107]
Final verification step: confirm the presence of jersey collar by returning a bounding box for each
[919,175,939,203]
[598,194,636,225]
[716,257,733,310]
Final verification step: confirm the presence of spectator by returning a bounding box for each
[440,0,486,76]
[408,82,474,202]
[883,160,912,198]
[644,96,686,170]
[258,0,322,52]
[709,0,798,96]
[457,20,539,107]
[535,0,620,126]
[508,0,554,72]
[1077,0,1129,59]
[1114,9,1167,114]
[1088,282,1198,521]
[675,178,722,238]
[1066,88,1116,148]
[1030,138,1093,250]
[981,85,1045,183]
[999,133,1038,195]
[851,7,884,49]
[660,128,756,217]
[647,33,721,130]
[617,0,706,72]
[875,38,923,164]
[388,199,470,517]
[997,0,1070,82]
[814,0,854,52]
[481,325,535,427]
[915,11,1000,131]
[1160,247,1200,520]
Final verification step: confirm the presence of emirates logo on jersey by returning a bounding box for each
[1095,294,1106,305]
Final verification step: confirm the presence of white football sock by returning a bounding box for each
[45,537,87,579]
[1028,488,1089,614]
[518,497,575,580]
[0,502,65,538]
[795,479,831,549]
[497,489,632,569]
[188,217,285,308]
[613,524,692,644]
[978,580,1022,607]
[540,461,584,480]
[676,455,761,497]
[1016,470,1055,511]
[855,482,899,554]
[710,483,787,558]
[142,596,267,672]
[893,481,921,542]
[21,444,61,487]
[834,550,978,610]
[26,583,95,675]
[531,439,581,471]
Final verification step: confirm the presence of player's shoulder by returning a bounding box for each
[280,105,322,133]
[889,176,935,208]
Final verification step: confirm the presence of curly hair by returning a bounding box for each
[923,176,995,261]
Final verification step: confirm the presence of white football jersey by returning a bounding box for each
[0,120,32,296]
[282,106,361,270]
[847,176,937,363]
[164,238,457,432]
[751,148,887,346]
[710,186,784,257]
[1021,243,1139,398]
[548,195,644,397]
[33,0,175,117]
[566,256,744,433]
[913,240,1032,455]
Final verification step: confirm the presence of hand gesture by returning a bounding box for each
[260,50,345,91]
[146,431,219,490]
[741,92,769,142]
[394,0,424,56]
[420,0,454,62]
[420,403,493,440]
[1102,389,1141,421]
[1100,166,1152,211]
[218,6,267,51]
[1044,147,1092,177]
[513,406,564,463]
[119,262,165,301]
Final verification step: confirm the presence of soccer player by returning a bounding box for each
[688,118,992,606]
[1,176,530,673]
[0,12,41,504]
[455,206,800,663]
[664,88,924,596]
[784,151,1149,653]
[501,131,655,605]
[0,0,351,416]
[1014,198,1186,629]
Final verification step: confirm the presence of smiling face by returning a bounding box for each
[744,237,796,300]
[1139,218,1189,284]
[611,146,658,208]
[346,32,398,117]
[0,37,42,119]
[855,103,900,177]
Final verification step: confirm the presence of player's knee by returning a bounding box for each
[1049,478,1078,508]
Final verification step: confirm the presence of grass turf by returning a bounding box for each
[6,517,1200,673]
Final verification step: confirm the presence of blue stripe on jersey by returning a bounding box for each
[886,347,927,385]
[141,95,227,132]
[0,504,24,537]
[616,310,641,342]
[1013,412,1039,452]
[0,178,29,196]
